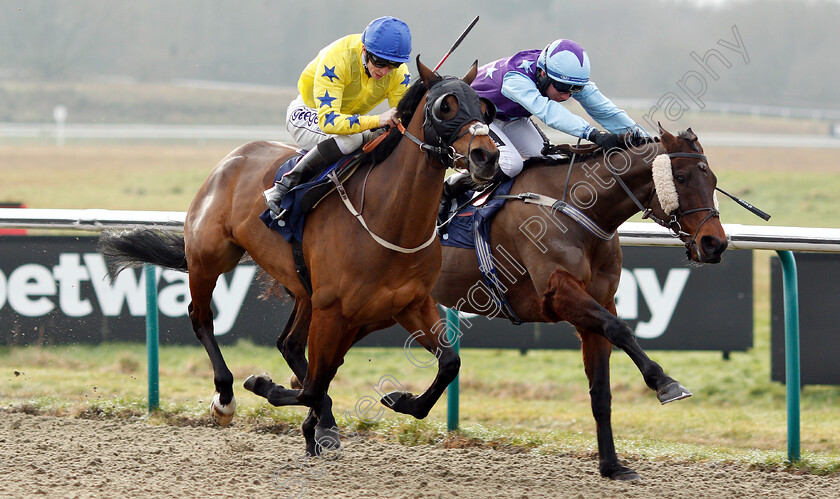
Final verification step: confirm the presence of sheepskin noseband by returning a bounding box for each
[652,154,718,214]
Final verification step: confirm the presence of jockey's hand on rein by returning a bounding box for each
[540,143,566,156]
[588,130,623,151]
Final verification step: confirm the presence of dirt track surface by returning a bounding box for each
[2,413,838,499]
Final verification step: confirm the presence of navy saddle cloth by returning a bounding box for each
[259,153,361,243]
[438,178,515,249]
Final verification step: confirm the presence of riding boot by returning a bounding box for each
[442,172,475,201]
[263,138,344,218]
[438,172,475,224]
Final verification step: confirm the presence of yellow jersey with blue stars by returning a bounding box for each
[297,33,411,135]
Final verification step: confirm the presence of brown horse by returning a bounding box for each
[275,126,727,479]
[429,126,727,480]
[98,58,500,456]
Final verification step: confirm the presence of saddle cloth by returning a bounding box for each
[259,152,363,243]
[438,178,515,250]
[437,177,522,324]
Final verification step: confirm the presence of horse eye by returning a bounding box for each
[440,100,451,114]
[675,174,687,184]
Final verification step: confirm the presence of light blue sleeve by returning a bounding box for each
[500,71,595,139]
[574,82,649,136]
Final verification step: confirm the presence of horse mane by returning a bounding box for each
[363,79,429,164]
[522,134,661,169]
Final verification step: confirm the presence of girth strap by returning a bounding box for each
[474,223,523,325]
[292,239,313,296]
[494,192,615,241]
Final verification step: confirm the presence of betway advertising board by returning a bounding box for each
[0,236,752,351]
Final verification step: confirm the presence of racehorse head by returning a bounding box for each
[651,125,728,263]
[413,56,500,183]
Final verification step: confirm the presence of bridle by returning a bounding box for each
[331,76,494,254]
[607,150,720,253]
[394,76,493,170]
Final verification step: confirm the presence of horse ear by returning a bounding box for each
[462,60,479,85]
[658,122,677,149]
[416,55,438,88]
[684,127,698,142]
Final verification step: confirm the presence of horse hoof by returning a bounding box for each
[657,380,692,405]
[210,392,236,427]
[313,426,342,459]
[243,373,272,394]
[289,374,302,389]
[612,468,641,481]
[380,391,428,418]
[380,390,409,411]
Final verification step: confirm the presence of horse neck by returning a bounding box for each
[367,120,444,245]
[590,142,665,233]
[529,142,663,235]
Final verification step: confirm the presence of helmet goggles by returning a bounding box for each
[550,80,584,94]
[366,51,402,69]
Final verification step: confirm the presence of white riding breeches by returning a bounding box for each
[285,94,364,154]
[488,118,546,178]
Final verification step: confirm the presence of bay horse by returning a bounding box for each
[275,126,727,479]
[98,57,500,456]
[429,126,727,480]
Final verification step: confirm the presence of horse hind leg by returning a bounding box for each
[188,272,239,426]
[542,270,691,404]
[277,298,312,390]
[382,296,460,419]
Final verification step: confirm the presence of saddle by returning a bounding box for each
[259,152,366,244]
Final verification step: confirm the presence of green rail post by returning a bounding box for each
[145,264,160,412]
[445,307,460,431]
[777,250,800,462]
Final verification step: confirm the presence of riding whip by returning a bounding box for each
[433,15,480,71]
[716,187,771,221]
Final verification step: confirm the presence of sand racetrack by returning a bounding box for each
[2,412,838,499]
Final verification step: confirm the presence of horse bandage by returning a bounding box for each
[651,154,718,215]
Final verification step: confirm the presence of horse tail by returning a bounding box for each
[98,227,187,277]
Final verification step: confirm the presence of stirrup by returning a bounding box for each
[263,184,286,218]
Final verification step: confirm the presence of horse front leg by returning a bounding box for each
[287,307,357,456]
[543,270,691,404]
[383,296,460,419]
[579,327,640,481]
[188,275,236,426]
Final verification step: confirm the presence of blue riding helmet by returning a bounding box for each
[536,39,591,90]
[361,16,412,64]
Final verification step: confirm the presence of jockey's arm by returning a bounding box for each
[312,73,379,135]
[501,71,596,140]
[573,83,649,136]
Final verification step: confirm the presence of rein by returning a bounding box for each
[611,151,720,252]
[327,170,438,254]
[496,149,719,251]
[398,119,489,170]
[333,78,490,253]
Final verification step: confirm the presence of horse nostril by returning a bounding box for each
[701,235,728,258]
[470,148,490,166]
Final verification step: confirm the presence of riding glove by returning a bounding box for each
[588,130,623,150]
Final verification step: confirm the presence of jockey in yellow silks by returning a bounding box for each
[264,16,412,219]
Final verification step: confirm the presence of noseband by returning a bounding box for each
[643,152,720,252]
[609,151,719,253]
